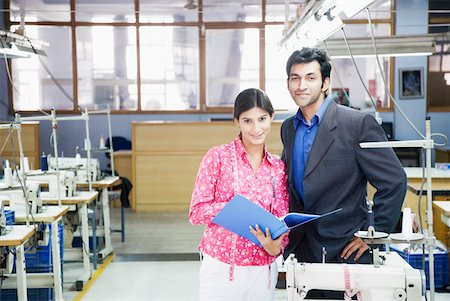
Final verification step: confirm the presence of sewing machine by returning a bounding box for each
[0,182,44,215]
[286,252,425,301]
[26,170,77,198]
[48,157,101,183]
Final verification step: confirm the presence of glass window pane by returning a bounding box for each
[206,28,259,107]
[10,0,70,22]
[11,26,73,111]
[75,0,135,23]
[266,0,300,22]
[265,25,298,111]
[139,26,199,110]
[139,0,198,23]
[76,26,138,110]
[203,0,261,22]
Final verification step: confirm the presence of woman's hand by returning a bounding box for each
[249,224,288,256]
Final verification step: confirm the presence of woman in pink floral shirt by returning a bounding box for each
[189,88,289,301]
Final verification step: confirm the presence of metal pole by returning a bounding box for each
[51,109,62,206]
[84,109,92,191]
[425,116,435,300]
[14,114,29,226]
[106,104,115,177]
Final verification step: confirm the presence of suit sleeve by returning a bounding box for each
[355,114,406,232]
[188,148,227,225]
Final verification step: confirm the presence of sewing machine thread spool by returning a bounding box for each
[99,135,105,149]
[401,207,413,239]
[74,146,81,166]
[41,152,48,171]
[22,157,30,173]
[3,160,13,188]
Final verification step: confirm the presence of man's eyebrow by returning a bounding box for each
[289,72,317,77]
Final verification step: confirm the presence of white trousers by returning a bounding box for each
[199,254,278,301]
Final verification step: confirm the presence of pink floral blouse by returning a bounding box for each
[189,136,289,266]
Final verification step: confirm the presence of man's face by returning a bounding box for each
[287,61,330,109]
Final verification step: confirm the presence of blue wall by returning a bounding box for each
[384,0,449,155]
[394,0,450,158]
[393,0,428,141]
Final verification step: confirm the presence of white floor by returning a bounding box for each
[61,209,450,301]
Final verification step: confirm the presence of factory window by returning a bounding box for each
[139,26,199,110]
[76,26,138,110]
[206,28,259,107]
[9,0,71,22]
[265,1,298,22]
[75,0,135,23]
[10,25,74,111]
[6,0,394,113]
[264,25,298,112]
[139,0,198,23]
[202,0,261,22]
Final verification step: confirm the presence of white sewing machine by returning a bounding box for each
[26,170,77,198]
[48,157,100,183]
[286,252,425,301]
[0,182,44,215]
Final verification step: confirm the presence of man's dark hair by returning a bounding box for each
[233,88,274,120]
[286,47,332,81]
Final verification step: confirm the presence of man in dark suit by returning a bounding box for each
[281,48,406,299]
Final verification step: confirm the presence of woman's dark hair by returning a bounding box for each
[233,88,274,120]
[286,47,332,81]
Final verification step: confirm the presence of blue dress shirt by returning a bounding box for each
[292,96,332,201]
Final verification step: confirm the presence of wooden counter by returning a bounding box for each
[0,122,40,169]
[132,121,283,212]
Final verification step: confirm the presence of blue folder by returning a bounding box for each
[212,194,342,247]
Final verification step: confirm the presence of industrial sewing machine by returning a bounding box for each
[286,252,425,301]
[26,170,77,198]
[48,156,101,183]
[0,182,44,215]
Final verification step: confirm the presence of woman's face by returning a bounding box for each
[235,107,273,148]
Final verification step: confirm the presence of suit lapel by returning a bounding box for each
[304,101,337,178]
[284,118,296,185]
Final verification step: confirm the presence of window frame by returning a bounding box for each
[6,0,395,114]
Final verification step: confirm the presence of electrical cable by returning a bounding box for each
[366,7,448,148]
[7,126,39,246]
[323,40,351,106]
[366,8,425,139]
[0,125,14,155]
[417,149,426,235]
[340,27,378,110]
[25,36,83,112]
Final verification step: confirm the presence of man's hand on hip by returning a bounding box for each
[340,237,369,261]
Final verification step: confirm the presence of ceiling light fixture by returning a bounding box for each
[317,33,444,58]
[0,29,47,59]
[279,0,375,48]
